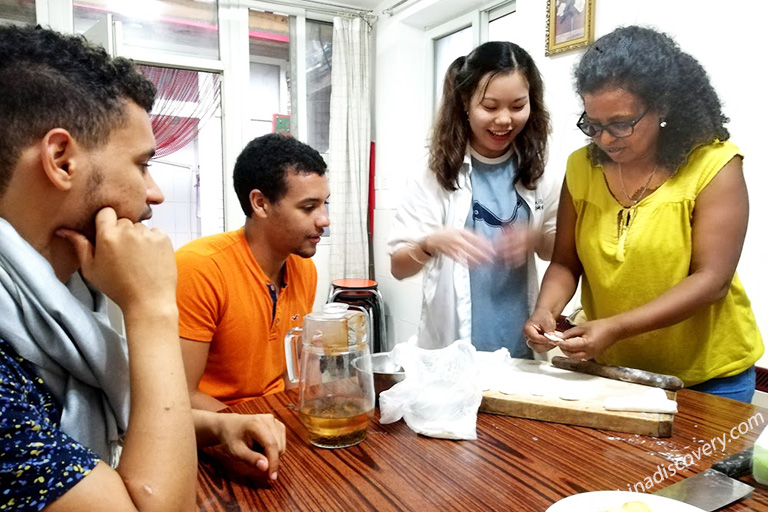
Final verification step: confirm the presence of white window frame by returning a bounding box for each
[225,1,332,229]
[37,0,352,231]
[36,0,73,33]
[249,55,291,121]
[425,13,478,127]
[243,1,315,144]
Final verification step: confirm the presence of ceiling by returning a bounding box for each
[332,0,383,12]
[329,0,485,29]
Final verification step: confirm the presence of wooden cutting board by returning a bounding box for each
[479,358,676,437]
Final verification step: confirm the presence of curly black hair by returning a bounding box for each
[574,25,729,170]
[429,41,550,191]
[0,24,156,195]
[233,134,327,217]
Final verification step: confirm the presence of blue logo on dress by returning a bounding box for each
[471,198,524,228]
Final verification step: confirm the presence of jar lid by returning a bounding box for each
[305,302,350,320]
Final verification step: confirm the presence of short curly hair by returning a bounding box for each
[233,134,327,217]
[0,24,156,195]
[574,25,729,170]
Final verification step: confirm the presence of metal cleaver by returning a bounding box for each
[653,449,754,511]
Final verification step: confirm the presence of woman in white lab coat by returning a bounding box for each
[387,41,559,355]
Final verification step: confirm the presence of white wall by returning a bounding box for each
[372,0,768,360]
[371,11,431,346]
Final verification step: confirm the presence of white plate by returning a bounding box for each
[546,491,706,512]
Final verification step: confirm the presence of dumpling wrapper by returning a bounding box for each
[603,388,678,414]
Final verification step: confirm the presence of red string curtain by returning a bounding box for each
[138,65,221,159]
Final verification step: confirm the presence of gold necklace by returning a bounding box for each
[618,163,658,205]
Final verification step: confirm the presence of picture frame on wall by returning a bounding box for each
[545,0,595,56]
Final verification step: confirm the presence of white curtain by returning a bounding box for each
[328,16,372,280]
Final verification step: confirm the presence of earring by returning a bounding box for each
[660,120,667,128]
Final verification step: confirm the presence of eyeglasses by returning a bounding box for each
[576,107,650,138]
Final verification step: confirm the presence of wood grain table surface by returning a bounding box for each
[197,389,768,511]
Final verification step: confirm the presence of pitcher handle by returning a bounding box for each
[345,305,370,347]
[284,327,303,385]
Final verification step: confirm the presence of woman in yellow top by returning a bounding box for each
[524,26,763,402]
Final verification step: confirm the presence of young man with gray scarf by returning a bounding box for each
[0,25,284,511]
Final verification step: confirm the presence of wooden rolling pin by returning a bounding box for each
[551,356,684,391]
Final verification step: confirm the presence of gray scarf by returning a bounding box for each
[0,218,130,465]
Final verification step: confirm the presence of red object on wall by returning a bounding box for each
[369,141,376,238]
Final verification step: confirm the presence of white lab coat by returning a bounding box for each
[387,152,560,349]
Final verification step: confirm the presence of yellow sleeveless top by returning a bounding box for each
[566,141,763,386]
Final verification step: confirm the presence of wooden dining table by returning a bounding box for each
[197,388,768,511]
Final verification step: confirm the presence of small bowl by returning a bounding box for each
[353,352,405,399]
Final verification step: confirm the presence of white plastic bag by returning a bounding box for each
[378,339,482,440]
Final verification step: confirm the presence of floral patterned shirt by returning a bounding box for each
[0,338,99,511]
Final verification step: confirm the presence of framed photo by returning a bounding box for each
[545,0,595,56]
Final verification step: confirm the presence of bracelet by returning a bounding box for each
[408,242,431,266]
[419,239,434,257]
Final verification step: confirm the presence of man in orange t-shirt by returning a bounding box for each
[176,134,330,411]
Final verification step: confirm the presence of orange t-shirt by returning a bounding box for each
[175,229,316,405]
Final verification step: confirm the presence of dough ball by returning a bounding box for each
[601,501,652,512]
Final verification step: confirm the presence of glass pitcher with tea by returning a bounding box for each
[285,302,375,448]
